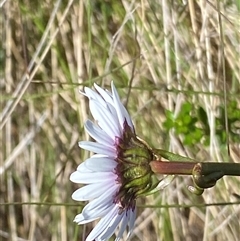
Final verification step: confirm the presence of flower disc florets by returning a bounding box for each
[114,120,157,213]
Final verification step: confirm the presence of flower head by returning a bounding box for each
[70,82,159,241]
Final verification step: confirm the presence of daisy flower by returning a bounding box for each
[70,82,161,241]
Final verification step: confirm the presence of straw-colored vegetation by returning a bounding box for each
[1,0,239,241]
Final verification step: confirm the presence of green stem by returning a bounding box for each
[199,162,240,176]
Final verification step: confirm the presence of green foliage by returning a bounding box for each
[163,101,240,146]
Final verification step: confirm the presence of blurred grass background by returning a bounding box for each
[1,0,240,241]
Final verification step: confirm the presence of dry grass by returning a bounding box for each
[1,0,240,241]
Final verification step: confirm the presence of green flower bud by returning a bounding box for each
[114,120,158,213]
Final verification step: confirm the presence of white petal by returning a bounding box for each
[76,162,93,173]
[111,81,134,130]
[82,184,118,218]
[70,171,116,184]
[79,141,116,157]
[85,120,113,146]
[89,100,121,137]
[74,213,98,224]
[77,204,115,226]
[127,209,137,239]
[84,202,115,226]
[115,211,129,240]
[72,181,113,201]
[94,83,114,105]
[106,102,118,118]
[84,87,107,107]
[91,154,110,158]
[86,205,119,241]
[100,212,123,240]
[85,157,117,172]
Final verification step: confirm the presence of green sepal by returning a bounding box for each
[153,149,195,162]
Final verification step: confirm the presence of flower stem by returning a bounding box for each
[198,162,240,176]
[152,149,240,177]
[150,161,196,175]
[150,161,240,177]
[150,149,240,195]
